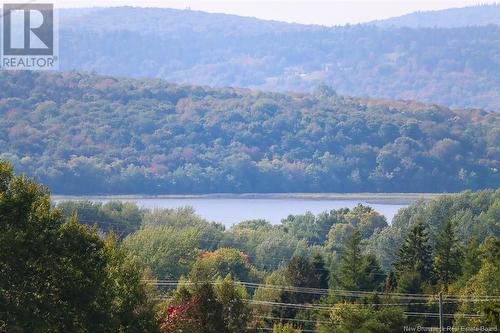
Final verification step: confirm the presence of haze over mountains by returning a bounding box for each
[373,3,500,28]
[57,5,500,111]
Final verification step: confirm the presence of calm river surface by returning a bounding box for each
[53,193,440,226]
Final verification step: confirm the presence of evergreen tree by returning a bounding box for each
[275,257,313,323]
[393,223,432,292]
[433,219,463,291]
[385,271,397,293]
[336,228,385,292]
[311,253,329,290]
[273,256,329,331]
[460,237,481,282]
[214,279,252,333]
[337,228,364,290]
[192,283,226,333]
[361,254,385,292]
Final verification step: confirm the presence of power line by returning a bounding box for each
[254,315,331,325]
[149,280,430,300]
[153,281,489,327]
[404,312,486,319]
[247,300,487,319]
[246,300,331,311]
[146,280,500,302]
[251,327,318,333]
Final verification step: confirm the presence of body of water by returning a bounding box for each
[53,193,439,226]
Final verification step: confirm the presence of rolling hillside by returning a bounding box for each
[1,71,498,194]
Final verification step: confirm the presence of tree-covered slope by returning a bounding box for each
[57,7,500,111]
[0,71,498,194]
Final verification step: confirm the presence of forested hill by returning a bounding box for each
[373,4,500,28]
[1,71,498,194]
[57,7,500,111]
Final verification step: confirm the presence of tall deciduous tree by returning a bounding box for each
[0,160,157,333]
[325,304,406,333]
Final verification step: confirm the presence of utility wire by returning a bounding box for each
[247,300,487,319]
[146,280,500,302]
[254,315,331,325]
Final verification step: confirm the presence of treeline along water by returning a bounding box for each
[53,194,426,225]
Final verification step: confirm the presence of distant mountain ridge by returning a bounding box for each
[54,6,500,111]
[372,4,500,28]
[59,6,312,33]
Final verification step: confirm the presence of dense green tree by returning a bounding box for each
[186,283,226,333]
[282,256,326,302]
[189,248,260,282]
[343,205,388,239]
[268,256,330,330]
[272,323,302,333]
[327,205,387,251]
[103,235,159,333]
[252,267,287,302]
[124,225,201,279]
[311,254,329,290]
[222,226,309,271]
[323,304,406,333]
[327,223,354,250]
[58,200,143,237]
[214,279,252,333]
[457,237,481,286]
[367,190,499,270]
[281,212,323,245]
[0,160,111,332]
[161,280,251,333]
[433,219,463,291]
[336,228,364,290]
[453,237,500,329]
[141,207,224,251]
[0,160,157,332]
[384,271,397,293]
[393,223,433,293]
[335,229,385,292]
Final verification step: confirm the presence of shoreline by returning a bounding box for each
[52,192,446,204]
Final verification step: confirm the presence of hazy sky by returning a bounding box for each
[33,0,498,25]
